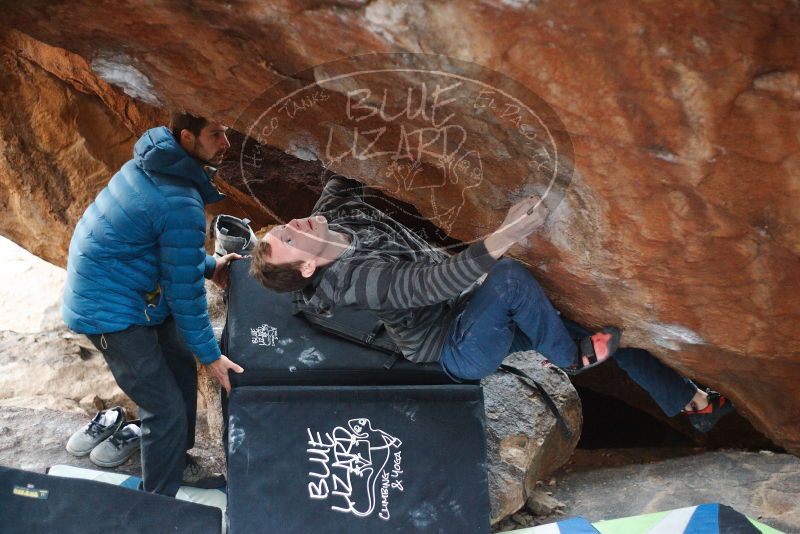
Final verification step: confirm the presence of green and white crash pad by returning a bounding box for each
[46,464,227,512]
[506,503,783,534]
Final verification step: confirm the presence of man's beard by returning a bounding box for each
[193,146,225,166]
[207,151,225,165]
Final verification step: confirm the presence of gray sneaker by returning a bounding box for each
[89,420,141,468]
[66,406,125,457]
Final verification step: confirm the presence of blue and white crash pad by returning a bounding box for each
[505,503,783,534]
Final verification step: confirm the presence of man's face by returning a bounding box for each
[262,215,331,276]
[182,121,230,165]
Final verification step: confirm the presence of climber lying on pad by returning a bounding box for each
[249,176,733,432]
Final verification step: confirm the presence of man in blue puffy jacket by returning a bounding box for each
[62,113,244,496]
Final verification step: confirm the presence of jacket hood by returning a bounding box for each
[134,126,225,204]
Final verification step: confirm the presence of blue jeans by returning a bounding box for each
[440,259,697,416]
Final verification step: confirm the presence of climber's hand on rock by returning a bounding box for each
[484,197,548,259]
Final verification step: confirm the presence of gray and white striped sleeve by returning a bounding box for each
[337,241,497,311]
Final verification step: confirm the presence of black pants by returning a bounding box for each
[88,316,197,496]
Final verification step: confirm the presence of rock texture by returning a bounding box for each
[546,450,800,533]
[0,406,225,479]
[0,236,128,414]
[0,2,798,454]
[0,237,66,333]
[0,30,274,264]
[572,357,777,451]
[0,32,158,266]
[0,407,120,473]
[483,351,582,523]
[0,329,131,415]
[198,279,228,454]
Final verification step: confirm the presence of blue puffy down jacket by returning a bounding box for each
[62,126,225,364]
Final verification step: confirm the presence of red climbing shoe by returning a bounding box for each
[683,390,735,432]
[563,327,621,375]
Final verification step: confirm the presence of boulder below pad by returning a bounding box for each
[483,351,582,523]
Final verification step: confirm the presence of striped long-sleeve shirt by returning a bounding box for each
[305,177,498,363]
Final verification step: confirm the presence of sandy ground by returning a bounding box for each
[495,448,800,533]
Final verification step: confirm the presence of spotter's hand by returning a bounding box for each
[211,253,242,289]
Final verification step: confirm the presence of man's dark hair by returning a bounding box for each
[170,112,208,139]
[249,239,311,293]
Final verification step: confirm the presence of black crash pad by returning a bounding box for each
[226,384,490,533]
[0,465,222,534]
[224,258,452,387]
